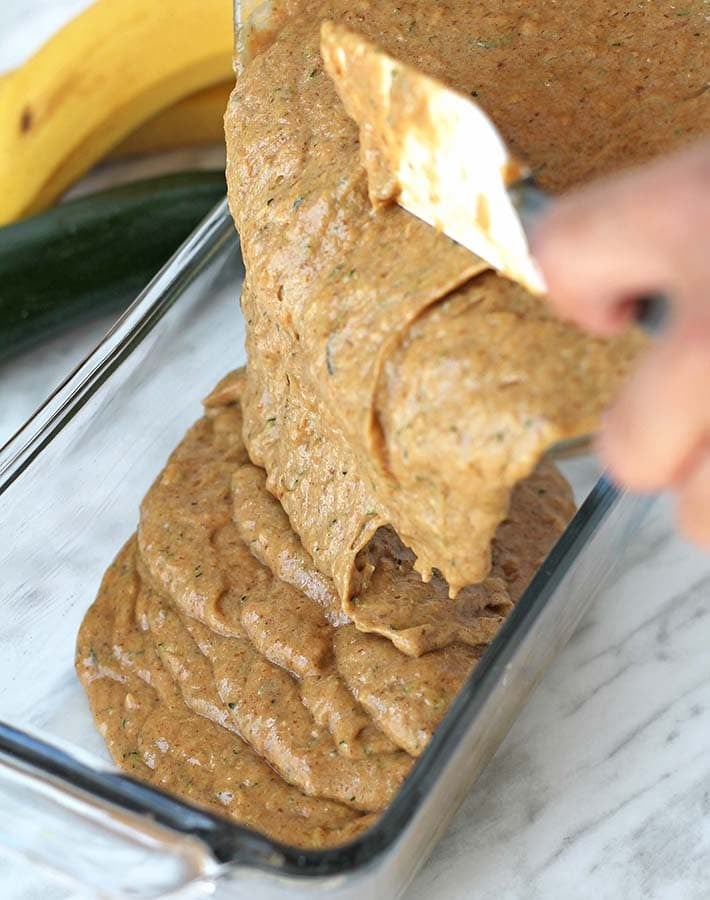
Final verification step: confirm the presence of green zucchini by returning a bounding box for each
[0,171,226,362]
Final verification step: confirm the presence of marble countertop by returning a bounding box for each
[2,4,710,899]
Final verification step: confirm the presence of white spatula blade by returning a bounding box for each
[321,24,546,295]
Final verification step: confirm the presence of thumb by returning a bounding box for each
[532,141,710,335]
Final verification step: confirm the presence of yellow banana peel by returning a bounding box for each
[0,75,232,162]
[108,82,233,159]
[0,0,234,224]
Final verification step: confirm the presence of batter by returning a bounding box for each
[77,371,573,842]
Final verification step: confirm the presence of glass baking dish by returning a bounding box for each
[0,199,651,900]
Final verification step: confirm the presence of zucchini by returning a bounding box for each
[0,171,226,361]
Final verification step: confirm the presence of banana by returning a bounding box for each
[109,82,233,159]
[0,0,234,224]
[0,76,232,164]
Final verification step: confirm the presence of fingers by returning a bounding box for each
[599,319,710,548]
[533,138,710,547]
[532,139,710,335]
[677,446,710,547]
[596,315,710,491]
[533,176,671,335]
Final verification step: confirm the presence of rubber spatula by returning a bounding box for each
[320,22,667,334]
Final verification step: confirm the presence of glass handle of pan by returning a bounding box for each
[0,722,221,899]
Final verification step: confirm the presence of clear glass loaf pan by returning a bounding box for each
[0,200,650,900]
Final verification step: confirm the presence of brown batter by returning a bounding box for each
[225,0,706,599]
[77,371,573,840]
[78,0,708,848]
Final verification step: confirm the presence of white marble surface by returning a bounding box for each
[406,512,710,900]
[2,5,710,900]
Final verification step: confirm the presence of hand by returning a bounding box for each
[533,139,710,546]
